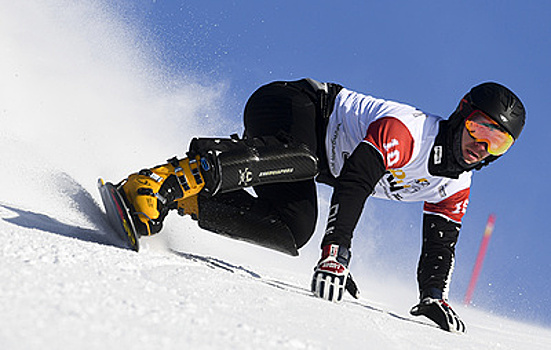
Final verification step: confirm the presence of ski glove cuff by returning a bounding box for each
[410,297,466,333]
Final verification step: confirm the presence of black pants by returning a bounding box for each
[243,80,322,248]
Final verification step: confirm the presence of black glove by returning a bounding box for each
[410,297,466,333]
[311,244,359,302]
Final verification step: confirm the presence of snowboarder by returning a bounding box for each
[109,78,525,333]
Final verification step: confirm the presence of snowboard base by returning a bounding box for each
[97,179,140,251]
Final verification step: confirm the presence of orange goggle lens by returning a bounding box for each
[465,111,514,156]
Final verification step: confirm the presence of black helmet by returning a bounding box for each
[440,82,526,175]
[464,82,526,140]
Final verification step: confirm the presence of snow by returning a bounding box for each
[1,1,551,349]
[1,206,551,350]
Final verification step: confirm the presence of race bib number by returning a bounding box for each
[364,117,414,169]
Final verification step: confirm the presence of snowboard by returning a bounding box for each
[97,179,140,251]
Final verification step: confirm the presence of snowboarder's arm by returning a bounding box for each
[321,116,414,248]
[321,142,386,248]
[418,189,469,298]
[417,213,461,297]
[314,117,414,303]
[312,143,384,302]
[412,199,469,333]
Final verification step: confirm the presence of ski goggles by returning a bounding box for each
[464,110,514,156]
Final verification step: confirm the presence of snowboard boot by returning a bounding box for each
[120,156,205,236]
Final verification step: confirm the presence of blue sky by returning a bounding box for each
[111,1,551,326]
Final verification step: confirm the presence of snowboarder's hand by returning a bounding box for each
[410,297,466,333]
[311,244,351,303]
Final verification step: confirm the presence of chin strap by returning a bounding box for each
[472,154,499,171]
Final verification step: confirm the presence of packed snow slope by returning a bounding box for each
[1,2,551,349]
[2,203,551,350]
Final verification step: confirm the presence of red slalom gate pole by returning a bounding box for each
[464,214,496,306]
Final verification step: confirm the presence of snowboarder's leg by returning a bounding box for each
[177,80,324,254]
[188,134,319,255]
[205,79,324,253]
[119,134,318,240]
[118,79,324,252]
[187,134,318,197]
[192,180,317,256]
[196,181,318,255]
[252,179,318,249]
[196,189,300,256]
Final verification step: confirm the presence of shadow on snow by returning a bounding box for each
[0,172,130,250]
